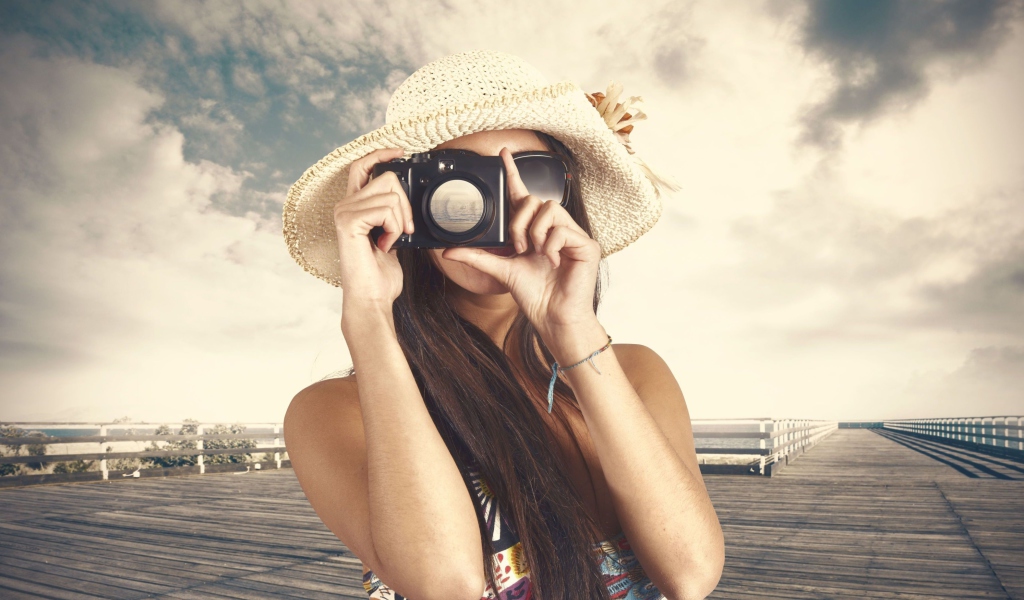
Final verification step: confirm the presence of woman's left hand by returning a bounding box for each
[442,147,602,336]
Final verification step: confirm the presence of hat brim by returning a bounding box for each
[283,80,661,288]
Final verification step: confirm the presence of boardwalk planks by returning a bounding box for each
[0,429,1021,599]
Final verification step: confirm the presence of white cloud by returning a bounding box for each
[308,89,336,110]
[2,0,1021,424]
[231,63,266,96]
[0,38,342,422]
[179,98,246,158]
[902,346,1024,417]
[593,4,1024,420]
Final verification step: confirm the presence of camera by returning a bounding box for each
[369,150,508,249]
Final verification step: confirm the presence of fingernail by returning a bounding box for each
[407,219,414,232]
[515,241,524,254]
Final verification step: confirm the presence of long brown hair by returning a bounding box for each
[342,130,610,599]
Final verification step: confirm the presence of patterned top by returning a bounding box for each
[362,467,665,600]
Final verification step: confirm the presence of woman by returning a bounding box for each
[282,51,724,600]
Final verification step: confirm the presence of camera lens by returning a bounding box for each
[428,179,485,234]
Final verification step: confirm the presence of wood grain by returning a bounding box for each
[0,429,1020,599]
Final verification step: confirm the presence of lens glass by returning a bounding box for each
[514,155,568,206]
[428,179,485,233]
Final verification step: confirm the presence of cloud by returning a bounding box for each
[179,98,245,160]
[0,37,341,421]
[723,181,1024,340]
[231,63,266,96]
[0,0,710,204]
[795,0,1024,152]
[1,1,1020,424]
[901,345,1024,417]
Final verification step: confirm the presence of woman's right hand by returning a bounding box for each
[334,148,414,306]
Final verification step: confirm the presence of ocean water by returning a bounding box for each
[21,427,278,438]
[695,437,762,450]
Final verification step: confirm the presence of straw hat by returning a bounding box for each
[283,50,680,288]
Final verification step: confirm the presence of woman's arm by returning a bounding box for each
[545,321,725,600]
[440,147,724,598]
[286,300,485,600]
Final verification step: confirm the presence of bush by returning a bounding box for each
[142,419,258,468]
[204,423,257,464]
[0,424,50,474]
[104,416,144,471]
[53,460,95,474]
[143,419,199,468]
[103,446,142,472]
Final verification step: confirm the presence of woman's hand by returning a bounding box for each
[334,147,414,307]
[442,147,602,337]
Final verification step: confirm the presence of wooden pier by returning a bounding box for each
[1,428,1022,599]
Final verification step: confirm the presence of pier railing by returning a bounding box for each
[2,418,839,486]
[883,416,1024,461]
[692,418,838,476]
[0,421,287,488]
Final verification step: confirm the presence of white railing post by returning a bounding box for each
[197,425,205,474]
[760,419,768,474]
[99,424,108,480]
[274,424,281,469]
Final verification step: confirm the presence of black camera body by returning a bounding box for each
[370,149,508,249]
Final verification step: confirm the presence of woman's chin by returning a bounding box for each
[431,249,511,296]
[457,273,510,295]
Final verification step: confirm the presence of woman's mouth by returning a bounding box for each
[483,245,517,257]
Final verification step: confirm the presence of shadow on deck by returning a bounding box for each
[1,429,1022,599]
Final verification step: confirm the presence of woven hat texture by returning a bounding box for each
[283,50,665,288]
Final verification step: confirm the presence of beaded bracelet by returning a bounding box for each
[546,335,613,413]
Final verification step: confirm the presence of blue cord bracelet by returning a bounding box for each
[546,335,613,413]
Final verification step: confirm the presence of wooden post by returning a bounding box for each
[99,424,108,480]
[759,419,768,475]
[197,425,205,474]
[274,425,281,469]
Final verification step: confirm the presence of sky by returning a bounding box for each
[1,0,1022,424]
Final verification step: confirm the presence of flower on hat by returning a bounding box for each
[585,81,681,198]
[585,82,645,153]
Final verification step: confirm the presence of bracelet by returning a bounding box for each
[546,335,613,413]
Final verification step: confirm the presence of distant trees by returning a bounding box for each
[53,460,94,474]
[2,418,270,477]
[105,416,142,471]
[1,424,51,476]
[142,419,258,468]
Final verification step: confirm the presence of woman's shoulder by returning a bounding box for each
[611,343,673,392]
[285,374,360,425]
[295,373,358,398]
[611,342,663,371]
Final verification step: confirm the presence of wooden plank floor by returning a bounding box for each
[705,429,1024,600]
[0,429,1021,599]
